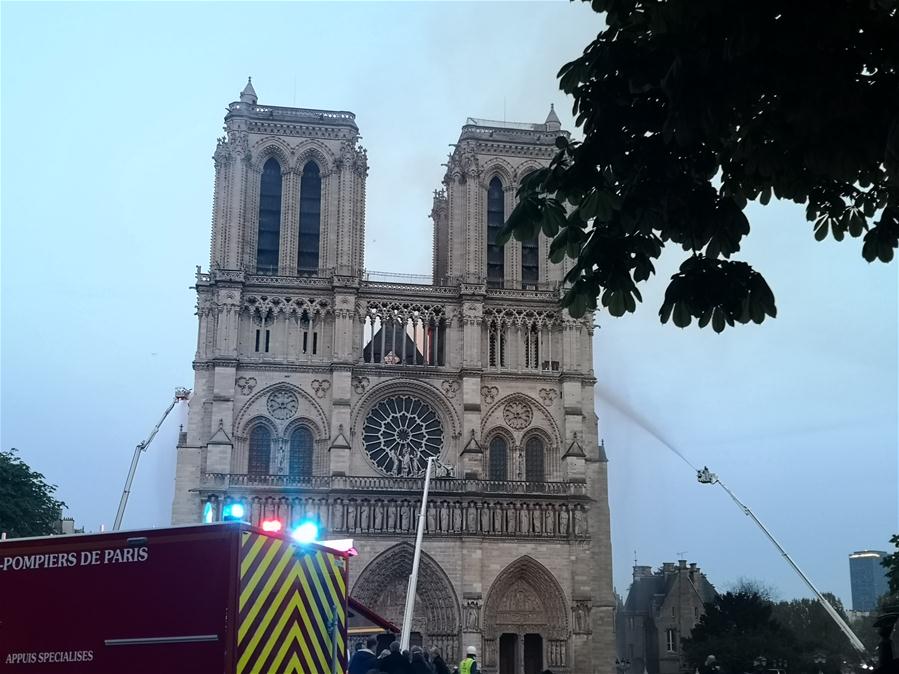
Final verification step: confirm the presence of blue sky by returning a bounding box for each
[2,1,896,608]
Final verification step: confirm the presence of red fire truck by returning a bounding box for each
[0,523,353,673]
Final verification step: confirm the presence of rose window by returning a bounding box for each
[362,396,444,477]
[503,400,533,430]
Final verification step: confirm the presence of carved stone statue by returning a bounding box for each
[360,501,370,531]
[466,503,478,532]
[574,506,588,536]
[346,500,357,531]
[465,602,480,630]
[373,500,383,531]
[386,501,397,532]
[332,499,345,531]
[545,506,555,535]
[559,507,569,535]
[505,503,516,534]
[439,501,450,532]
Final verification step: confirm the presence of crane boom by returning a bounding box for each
[113,387,190,531]
[697,467,867,655]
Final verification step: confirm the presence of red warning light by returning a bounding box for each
[261,519,283,533]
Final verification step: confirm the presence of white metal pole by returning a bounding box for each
[400,458,434,651]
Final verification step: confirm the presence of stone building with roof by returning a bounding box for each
[171,79,614,674]
[616,561,717,674]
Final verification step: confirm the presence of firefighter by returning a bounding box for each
[459,646,478,674]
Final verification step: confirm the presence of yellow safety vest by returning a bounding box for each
[460,656,476,674]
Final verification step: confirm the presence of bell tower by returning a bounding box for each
[210,78,368,277]
[433,107,567,289]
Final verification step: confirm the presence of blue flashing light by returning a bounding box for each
[222,502,246,522]
[291,520,321,544]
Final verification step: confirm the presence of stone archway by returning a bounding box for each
[482,556,569,674]
[352,543,461,661]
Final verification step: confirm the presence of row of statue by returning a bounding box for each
[218,496,590,538]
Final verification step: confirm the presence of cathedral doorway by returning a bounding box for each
[482,556,569,674]
[523,634,543,674]
[499,634,517,674]
[351,543,460,662]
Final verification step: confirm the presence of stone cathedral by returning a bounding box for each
[172,79,615,674]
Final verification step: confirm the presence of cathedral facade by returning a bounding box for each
[171,80,615,674]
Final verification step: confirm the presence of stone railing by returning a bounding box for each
[200,473,586,497]
[198,490,590,540]
[227,102,357,126]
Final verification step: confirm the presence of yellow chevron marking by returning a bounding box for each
[249,593,325,674]
[297,556,334,645]
[238,564,299,665]
[238,546,294,643]
[239,533,268,577]
[303,554,335,622]
[269,619,319,674]
[239,539,284,612]
[304,553,347,655]
[285,651,304,674]
[313,553,342,615]
[311,553,346,654]
[330,555,347,594]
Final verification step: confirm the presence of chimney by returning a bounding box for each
[633,565,653,581]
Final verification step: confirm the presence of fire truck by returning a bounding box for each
[0,523,358,673]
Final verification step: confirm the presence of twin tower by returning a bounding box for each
[172,79,615,674]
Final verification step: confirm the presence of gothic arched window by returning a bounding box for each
[298,161,321,274]
[488,436,508,481]
[487,177,505,287]
[289,426,314,477]
[248,425,272,476]
[525,436,545,482]
[522,236,539,287]
[256,158,282,274]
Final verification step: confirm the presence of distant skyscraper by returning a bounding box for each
[849,550,889,612]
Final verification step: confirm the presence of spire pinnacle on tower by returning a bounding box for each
[544,103,561,131]
[240,77,258,105]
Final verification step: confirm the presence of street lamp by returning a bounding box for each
[615,658,631,674]
[813,653,826,674]
[754,655,768,674]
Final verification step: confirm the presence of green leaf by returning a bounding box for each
[672,302,692,328]
[712,308,725,333]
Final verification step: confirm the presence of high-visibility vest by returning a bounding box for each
[460,656,476,674]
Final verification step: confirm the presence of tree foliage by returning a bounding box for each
[883,534,899,596]
[771,594,854,671]
[501,0,899,330]
[0,448,66,538]
[682,590,795,673]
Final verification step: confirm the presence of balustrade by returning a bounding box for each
[200,489,590,540]
[200,473,586,496]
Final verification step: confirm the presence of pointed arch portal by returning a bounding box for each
[352,543,460,661]
[482,556,570,674]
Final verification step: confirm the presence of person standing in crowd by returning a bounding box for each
[459,646,479,674]
[350,637,379,674]
[430,647,450,674]
[380,641,412,674]
[410,646,434,674]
